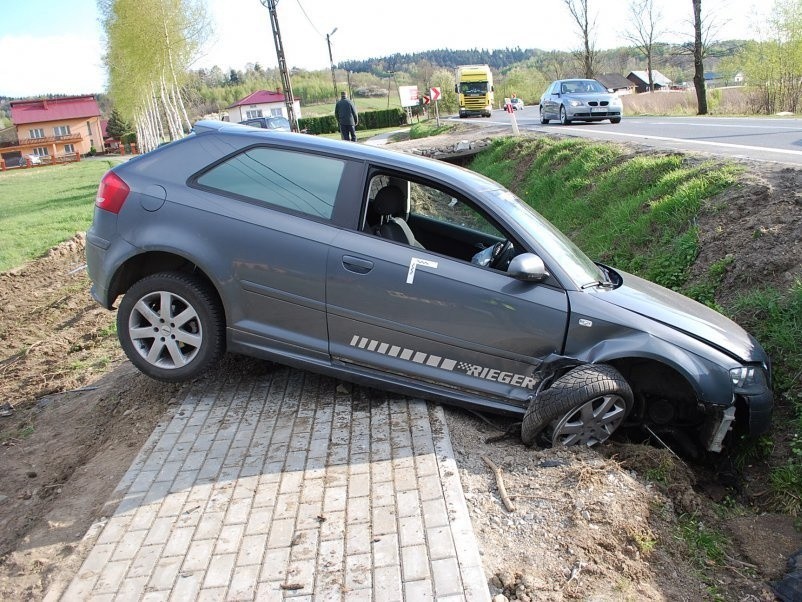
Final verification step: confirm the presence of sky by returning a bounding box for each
[0,0,769,98]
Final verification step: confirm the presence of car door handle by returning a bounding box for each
[342,255,374,274]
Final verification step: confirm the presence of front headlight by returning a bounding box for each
[730,366,768,394]
[569,100,583,107]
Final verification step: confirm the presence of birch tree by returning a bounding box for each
[739,0,802,113]
[99,0,210,153]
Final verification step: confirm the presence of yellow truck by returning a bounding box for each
[455,64,494,118]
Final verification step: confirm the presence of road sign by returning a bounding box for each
[422,95,430,105]
[430,87,441,102]
[398,85,419,108]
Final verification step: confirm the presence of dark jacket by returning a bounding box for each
[335,97,358,126]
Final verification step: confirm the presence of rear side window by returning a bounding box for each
[196,147,344,219]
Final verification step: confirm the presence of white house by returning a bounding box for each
[227,90,302,123]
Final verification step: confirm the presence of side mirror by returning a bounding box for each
[454,85,458,93]
[507,253,548,282]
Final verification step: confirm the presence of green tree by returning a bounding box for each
[429,69,457,114]
[738,0,802,113]
[105,108,131,139]
[99,0,210,152]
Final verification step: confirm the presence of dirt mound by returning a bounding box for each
[446,410,778,601]
[690,164,802,306]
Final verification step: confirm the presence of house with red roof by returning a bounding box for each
[227,89,301,123]
[1,95,102,166]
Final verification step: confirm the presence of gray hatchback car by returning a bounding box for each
[87,121,772,453]
[540,79,623,125]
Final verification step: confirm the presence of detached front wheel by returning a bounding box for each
[117,272,225,382]
[521,364,633,447]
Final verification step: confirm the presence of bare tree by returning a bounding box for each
[563,0,598,78]
[691,0,707,114]
[674,0,727,114]
[623,0,664,92]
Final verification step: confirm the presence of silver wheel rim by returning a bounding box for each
[560,107,567,124]
[128,290,203,369]
[551,394,627,447]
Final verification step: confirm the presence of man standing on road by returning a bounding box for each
[335,91,358,141]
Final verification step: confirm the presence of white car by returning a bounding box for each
[510,98,524,111]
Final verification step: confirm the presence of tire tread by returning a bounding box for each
[521,364,632,446]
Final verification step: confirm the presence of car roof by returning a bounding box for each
[190,120,504,193]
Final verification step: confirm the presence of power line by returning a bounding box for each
[294,0,324,38]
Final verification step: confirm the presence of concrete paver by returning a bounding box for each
[51,367,490,601]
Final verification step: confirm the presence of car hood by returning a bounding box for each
[566,93,617,103]
[597,270,760,362]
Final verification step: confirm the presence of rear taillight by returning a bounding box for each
[95,171,130,214]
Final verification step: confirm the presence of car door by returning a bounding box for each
[187,144,361,361]
[545,82,560,118]
[326,175,569,407]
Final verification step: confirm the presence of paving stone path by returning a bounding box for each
[50,367,490,601]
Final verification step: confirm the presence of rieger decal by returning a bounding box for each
[406,257,439,284]
[348,335,538,389]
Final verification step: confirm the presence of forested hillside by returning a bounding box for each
[182,41,745,120]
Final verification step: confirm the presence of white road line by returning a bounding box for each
[646,121,802,130]
[563,128,802,157]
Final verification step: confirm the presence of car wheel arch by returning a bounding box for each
[108,251,225,321]
[572,334,737,414]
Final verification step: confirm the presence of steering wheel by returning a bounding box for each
[489,240,514,270]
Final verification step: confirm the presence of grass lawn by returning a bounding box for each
[0,160,119,272]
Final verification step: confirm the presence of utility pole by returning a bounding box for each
[326,28,338,98]
[260,0,299,132]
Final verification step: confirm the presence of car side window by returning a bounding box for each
[364,174,517,270]
[408,181,503,239]
[196,147,345,219]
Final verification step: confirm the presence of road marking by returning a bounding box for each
[562,128,802,157]
[647,121,802,130]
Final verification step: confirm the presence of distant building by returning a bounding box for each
[1,95,102,165]
[227,90,302,123]
[705,71,744,87]
[627,70,673,93]
[596,73,637,95]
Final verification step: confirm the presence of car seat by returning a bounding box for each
[372,186,424,248]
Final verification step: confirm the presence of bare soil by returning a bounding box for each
[1,128,800,600]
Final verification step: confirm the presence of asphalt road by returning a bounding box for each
[457,111,802,166]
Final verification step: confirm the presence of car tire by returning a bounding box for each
[540,107,549,124]
[520,364,633,447]
[559,106,572,125]
[117,272,225,382]
[610,117,622,124]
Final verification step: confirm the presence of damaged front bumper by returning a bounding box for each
[703,387,774,452]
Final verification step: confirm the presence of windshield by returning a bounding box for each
[491,189,606,287]
[460,81,488,95]
[561,80,607,94]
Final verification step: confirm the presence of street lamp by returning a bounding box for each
[326,27,338,98]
